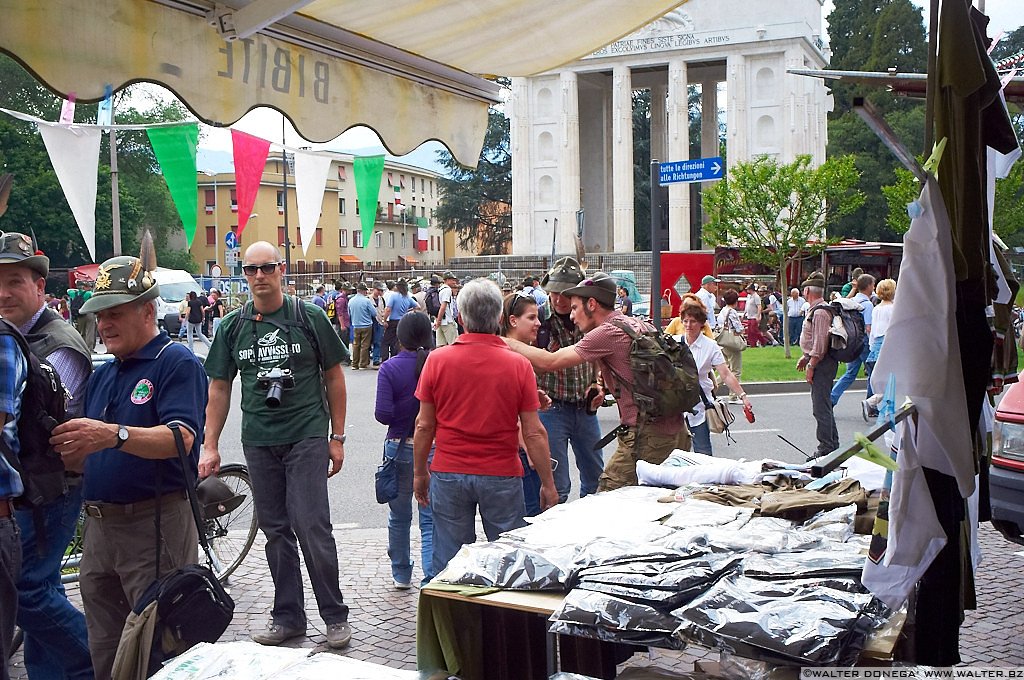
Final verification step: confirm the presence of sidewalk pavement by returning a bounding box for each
[9,524,1024,677]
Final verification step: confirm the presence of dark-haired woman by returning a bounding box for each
[375,311,434,589]
[500,292,545,516]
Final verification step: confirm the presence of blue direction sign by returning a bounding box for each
[224,231,238,250]
[658,157,725,185]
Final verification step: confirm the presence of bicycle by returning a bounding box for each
[58,463,257,584]
[8,465,257,662]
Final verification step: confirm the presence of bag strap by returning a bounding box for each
[168,423,216,567]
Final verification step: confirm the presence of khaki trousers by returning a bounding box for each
[598,426,690,492]
[80,497,197,680]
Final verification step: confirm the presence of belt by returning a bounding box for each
[83,490,187,519]
[0,498,13,518]
[550,399,586,408]
[594,424,631,451]
[387,437,415,446]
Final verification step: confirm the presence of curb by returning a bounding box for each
[717,378,867,396]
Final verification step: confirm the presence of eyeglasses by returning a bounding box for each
[241,262,281,276]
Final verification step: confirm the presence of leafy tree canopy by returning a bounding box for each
[0,55,198,272]
[434,77,511,255]
[703,155,863,353]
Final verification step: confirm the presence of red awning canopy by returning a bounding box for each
[339,254,362,264]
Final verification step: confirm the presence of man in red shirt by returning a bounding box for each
[413,279,557,576]
[506,272,689,491]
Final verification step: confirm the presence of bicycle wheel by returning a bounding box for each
[60,509,86,584]
[202,464,258,581]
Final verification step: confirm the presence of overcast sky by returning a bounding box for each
[201,1,1024,154]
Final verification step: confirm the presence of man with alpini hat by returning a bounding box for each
[49,238,209,679]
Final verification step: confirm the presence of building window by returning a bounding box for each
[205,225,216,245]
[388,232,395,248]
[277,226,286,246]
[315,228,323,246]
[230,189,238,212]
[429,180,433,197]
[387,202,394,220]
[421,178,425,193]
[204,189,215,213]
[295,228,301,246]
[340,229,348,247]
[354,230,363,248]
[400,174,405,188]
[401,232,407,249]
[339,196,346,214]
[337,165,347,181]
[206,260,217,274]
[355,200,359,215]
[374,232,382,248]
[276,191,284,213]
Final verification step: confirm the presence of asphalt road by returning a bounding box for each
[204,356,879,530]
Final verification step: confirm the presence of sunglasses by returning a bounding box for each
[242,262,281,276]
[509,290,534,317]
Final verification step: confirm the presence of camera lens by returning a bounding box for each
[265,381,284,408]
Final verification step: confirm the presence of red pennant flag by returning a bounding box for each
[231,129,271,237]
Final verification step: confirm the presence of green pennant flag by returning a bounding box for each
[353,155,385,248]
[146,124,199,246]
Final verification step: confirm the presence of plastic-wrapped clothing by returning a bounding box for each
[672,575,877,666]
[658,516,824,555]
[801,504,857,543]
[436,540,570,590]
[548,589,686,650]
[573,553,743,610]
[662,499,754,531]
[739,547,866,580]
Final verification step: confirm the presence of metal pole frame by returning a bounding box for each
[650,159,662,330]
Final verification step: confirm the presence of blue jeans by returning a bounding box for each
[518,449,541,517]
[689,419,713,455]
[831,341,871,405]
[243,437,349,629]
[787,316,803,346]
[15,485,92,680]
[1,515,21,679]
[371,321,384,364]
[538,402,604,502]
[429,472,525,576]
[384,439,434,585]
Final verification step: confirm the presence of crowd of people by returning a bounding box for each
[1,234,901,679]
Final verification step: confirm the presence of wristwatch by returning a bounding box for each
[115,425,129,449]
[330,433,346,444]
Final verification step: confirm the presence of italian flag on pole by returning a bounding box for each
[394,185,402,208]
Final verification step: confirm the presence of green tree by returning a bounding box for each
[0,55,199,269]
[703,155,864,356]
[633,89,652,250]
[434,106,511,255]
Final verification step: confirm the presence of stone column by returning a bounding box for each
[612,64,635,253]
[650,84,667,163]
[783,49,804,162]
[726,55,748,168]
[510,77,533,255]
[667,58,690,251]
[558,71,582,255]
[701,82,719,158]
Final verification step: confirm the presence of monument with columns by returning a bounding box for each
[510,0,830,256]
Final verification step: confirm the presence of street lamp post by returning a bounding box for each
[200,169,218,274]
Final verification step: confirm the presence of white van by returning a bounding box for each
[152,267,204,333]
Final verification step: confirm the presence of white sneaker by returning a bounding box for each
[393,580,412,590]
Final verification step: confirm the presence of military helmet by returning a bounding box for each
[196,475,246,520]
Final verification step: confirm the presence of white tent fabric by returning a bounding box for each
[292,150,333,257]
[37,124,101,261]
[869,177,975,498]
[0,0,687,166]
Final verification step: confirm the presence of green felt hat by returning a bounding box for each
[0,232,49,277]
[80,256,160,314]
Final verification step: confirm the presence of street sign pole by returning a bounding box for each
[651,159,662,331]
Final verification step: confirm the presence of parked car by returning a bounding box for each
[153,268,204,334]
[991,381,1024,545]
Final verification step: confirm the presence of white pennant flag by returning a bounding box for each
[38,125,102,260]
[292,150,332,256]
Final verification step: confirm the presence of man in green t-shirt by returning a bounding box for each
[201,241,352,650]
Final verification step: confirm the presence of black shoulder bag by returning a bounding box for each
[132,424,235,675]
